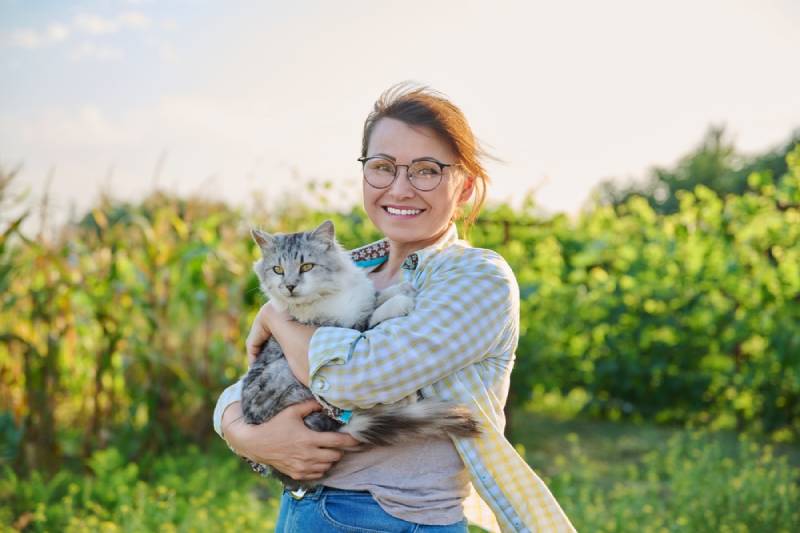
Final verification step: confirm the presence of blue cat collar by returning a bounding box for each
[336,410,353,424]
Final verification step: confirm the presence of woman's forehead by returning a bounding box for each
[367,117,457,162]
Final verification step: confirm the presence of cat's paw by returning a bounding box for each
[375,281,415,307]
[368,294,415,328]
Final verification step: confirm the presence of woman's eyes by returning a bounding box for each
[415,167,438,176]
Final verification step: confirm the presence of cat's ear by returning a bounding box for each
[251,228,275,250]
[310,220,335,242]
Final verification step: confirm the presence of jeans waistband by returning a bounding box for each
[285,485,370,501]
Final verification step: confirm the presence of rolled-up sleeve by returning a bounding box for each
[212,379,243,438]
[307,248,519,410]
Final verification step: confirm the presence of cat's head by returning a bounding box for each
[251,220,349,306]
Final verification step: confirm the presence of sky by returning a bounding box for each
[1,0,799,222]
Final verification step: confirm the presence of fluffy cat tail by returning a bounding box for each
[343,400,481,446]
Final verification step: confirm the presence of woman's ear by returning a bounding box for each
[457,176,476,205]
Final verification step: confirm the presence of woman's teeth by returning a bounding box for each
[385,207,422,216]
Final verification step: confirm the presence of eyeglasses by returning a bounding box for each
[358,156,454,192]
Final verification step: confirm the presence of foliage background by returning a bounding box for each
[1,134,799,531]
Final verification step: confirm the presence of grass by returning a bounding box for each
[0,440,283,532]
[2,414,798,532]
[509,412,800,532]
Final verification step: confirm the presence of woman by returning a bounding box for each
[213,84,574,532]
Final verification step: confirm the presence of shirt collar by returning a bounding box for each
[350,223,459,271]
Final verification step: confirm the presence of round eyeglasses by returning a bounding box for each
[358,156,453,192]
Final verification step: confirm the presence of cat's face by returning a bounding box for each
[251,221,345,306]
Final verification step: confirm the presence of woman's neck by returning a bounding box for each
[368,252,400,291]
[385,240,421,273]
[371,226,453,287]
[388,225,452,266]
[368,241,417,289]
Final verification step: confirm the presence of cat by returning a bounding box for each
[240,220,480,490]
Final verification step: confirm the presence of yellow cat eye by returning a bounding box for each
[300,263,314,273]
[272,265,284,275]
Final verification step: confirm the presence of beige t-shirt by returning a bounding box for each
[322,435,470,525]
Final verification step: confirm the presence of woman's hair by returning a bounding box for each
[361,82,490,237]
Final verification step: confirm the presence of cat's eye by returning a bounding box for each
[272,265,284,275]
[299,263,314,273]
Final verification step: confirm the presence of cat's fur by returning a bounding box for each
[240,220,480,490]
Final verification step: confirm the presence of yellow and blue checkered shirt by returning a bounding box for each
[214,224,574,532]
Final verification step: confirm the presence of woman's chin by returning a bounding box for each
[380,226,421,243]
[380,226,445,250]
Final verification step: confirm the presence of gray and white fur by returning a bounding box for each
[240,220,480,490]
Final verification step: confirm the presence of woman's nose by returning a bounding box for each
[387,167,416,197]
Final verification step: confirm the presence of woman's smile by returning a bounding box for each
[382,205,426,218]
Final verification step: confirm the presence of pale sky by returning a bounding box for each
[2,0,799,220]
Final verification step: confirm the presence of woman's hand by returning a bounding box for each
[245,302,284,365]
[222,400,360,481]
[251,301,316,386]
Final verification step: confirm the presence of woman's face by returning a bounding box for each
[362,117,473,251]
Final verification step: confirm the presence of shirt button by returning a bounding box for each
[312,377,329,392]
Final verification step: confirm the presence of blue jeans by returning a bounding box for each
[274,485,469,533]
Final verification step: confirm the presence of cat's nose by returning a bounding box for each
[285,284,296,294]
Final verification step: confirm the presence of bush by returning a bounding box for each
[491,145,800,438]
[0,442,280,532]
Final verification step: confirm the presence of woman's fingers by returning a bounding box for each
[246,303,272,365]
[313,429,361,450]
[298,471,325,481]
[308,463,335,476]
[310,462,335,473]
[288,399,323,417]
[285,459,334,480]
[286,401,361,450]
[311,447,344,464]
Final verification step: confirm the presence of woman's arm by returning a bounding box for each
[256,303,316,387]
[220,399,359,481]
[307,248,519,409]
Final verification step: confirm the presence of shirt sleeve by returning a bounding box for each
[307,248,519,409]
[212,378,243,438]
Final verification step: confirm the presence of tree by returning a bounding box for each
[591,126,800,214]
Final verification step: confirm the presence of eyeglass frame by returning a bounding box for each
[358,155,455,192]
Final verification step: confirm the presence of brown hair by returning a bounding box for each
[361,82,490,237]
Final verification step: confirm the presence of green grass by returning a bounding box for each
[509,412,800,532]
[2,416,798,532]
[0,440,282,532]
